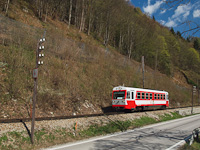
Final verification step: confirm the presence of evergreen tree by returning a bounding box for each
[170,28,175,35]
[152,15,155,21]
[193,38,200,51]
[176,31,182,38]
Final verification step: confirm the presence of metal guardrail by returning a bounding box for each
[189,127,200,145]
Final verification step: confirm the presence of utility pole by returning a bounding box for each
[142,56,145,89]
[31,32,46,144]
[198,80,199,105]
[192,86,193,114]
[192,86,196,114]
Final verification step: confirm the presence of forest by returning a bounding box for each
[0,0,200,117]
[1,0,200,77]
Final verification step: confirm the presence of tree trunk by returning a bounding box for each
[75,0,79,27]
[87,0,93,35]
[44,3,49,22]
[128,41,133,59]
[119,30,122,50]
[104,11,110,47]
[104,25,110,47]
[87,16,92,35]
[68,0,72,29]
[5,0,10,16]
[155,48,158,71]
[79,0,85,32]
[37,0,43,19]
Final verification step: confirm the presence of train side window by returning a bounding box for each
[150,93,152,99]
[127,91,130,99]
[142,93,145,99]
[161,94,163,99]
[164,94,165,99]
[137,92,140,99]
[146,93,149,99]
[158,94,160,99]
[155,94,157,100]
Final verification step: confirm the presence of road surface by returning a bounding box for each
[45,114,200,150]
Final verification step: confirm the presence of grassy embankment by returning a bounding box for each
[0,112,183,150]
[180,139,200,150]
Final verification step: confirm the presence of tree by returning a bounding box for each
[186,48,200,71]
[5,0,10,16]
[164,0,200,35]
[79,0,86,32]
[170,27,175,35]
[176,31,182,38]
[68,0,72,28]
[86,0,94,35]
[152,15,155,21]
[193,38,200,51]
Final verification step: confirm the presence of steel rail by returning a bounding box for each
[0,105,199,124]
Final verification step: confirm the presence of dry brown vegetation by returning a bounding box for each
[0,1,199,119]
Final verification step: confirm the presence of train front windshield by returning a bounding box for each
[113,91,125,99]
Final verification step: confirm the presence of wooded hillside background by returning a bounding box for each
[1,0,200,77]
[0,0,200,117]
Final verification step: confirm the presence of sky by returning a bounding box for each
[130,0,200,37]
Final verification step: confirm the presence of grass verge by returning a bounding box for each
[179,139,200,150]
[0,112,184,150]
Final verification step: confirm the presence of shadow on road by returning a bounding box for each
[92,128,190,150]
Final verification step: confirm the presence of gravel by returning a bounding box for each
[0,107,200,136]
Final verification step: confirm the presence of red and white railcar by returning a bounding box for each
[112,86,169,111]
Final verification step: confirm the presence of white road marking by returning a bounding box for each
[165,140,185,150]
[44,114,200,150]
[140,113,200,130]
[44,130,135,150]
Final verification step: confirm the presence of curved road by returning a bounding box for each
[45,114,200,150]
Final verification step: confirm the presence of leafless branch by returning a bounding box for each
[163,0,191,8]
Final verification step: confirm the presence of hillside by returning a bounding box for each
[0,0,200,119]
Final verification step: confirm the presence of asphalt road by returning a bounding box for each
[46,114,200,150]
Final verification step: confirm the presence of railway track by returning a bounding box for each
[0,111,125,124]
[0,105,198,124]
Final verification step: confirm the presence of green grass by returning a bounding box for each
[133,116,157,127]
[0,112,192,150]
[159,112,183,122]
[80,112,182,137]
[9,131,21,138]
[35,129,46,142]
[180,141,200,150]
[0,135,8,145]
[80,120,132,137]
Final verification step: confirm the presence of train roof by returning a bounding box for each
[113,86,168,93]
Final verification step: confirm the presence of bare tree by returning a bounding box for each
[5,0,10,16]
[163,0,200,36]
[79,0,85,32]
[68,0,72,28]
[164,0,191,8]
[87,0,94,35]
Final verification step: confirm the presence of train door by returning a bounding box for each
[131,91,135,100]
[128,90,136,110]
